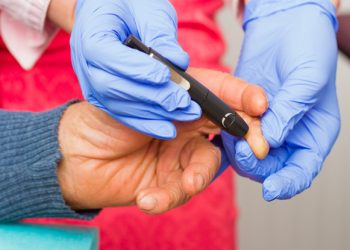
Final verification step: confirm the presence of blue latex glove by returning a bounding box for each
[70,0,201,139]
[222,0,341,201]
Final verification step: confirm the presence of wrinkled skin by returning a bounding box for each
[57,68,268,214]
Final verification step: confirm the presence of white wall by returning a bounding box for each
[217,3,350,250]
[342,1,350,10]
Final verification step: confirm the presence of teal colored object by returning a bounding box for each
[0,223,98,250]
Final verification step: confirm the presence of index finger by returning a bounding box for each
[187,68,268,116]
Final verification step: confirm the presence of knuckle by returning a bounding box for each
[217,73,231,101]
[209,146,222,165]
[168,185,187,209]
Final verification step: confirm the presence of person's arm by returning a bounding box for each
[333,0,340,9]
[0,0,82,69]
[47,0,76,33]
[56,69,268,214]
[0,101,97,222]
[0,69,268,221]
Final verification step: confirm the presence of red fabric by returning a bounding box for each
[0,1,237,249]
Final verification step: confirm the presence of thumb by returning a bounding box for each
[262,66,334,148]
[187,68,268,116]
[262,149,323,201]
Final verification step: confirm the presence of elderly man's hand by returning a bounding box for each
[57,68,268,214]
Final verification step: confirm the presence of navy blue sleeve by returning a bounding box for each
[0,101,98,222]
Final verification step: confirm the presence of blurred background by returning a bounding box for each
[217,2,350,250]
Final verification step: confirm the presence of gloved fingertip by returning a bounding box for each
[177,101,202,120]
[146,122,177,140]
[262,179,281,202]
[141,61,172,86]
[236,140,254,161]
[153,43,190,70]
[163,87,191,112]
[234,140,260,175]
[176,90,192,109]
[189,101,202,118]
[173,50,190,70]
[261,102,303,149]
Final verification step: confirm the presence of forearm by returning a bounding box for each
[0,102,93,222]
[47,0,76,33]
[332,0,340,10]
[0,0,76,33]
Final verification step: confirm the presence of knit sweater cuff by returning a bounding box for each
[0,101,99,222]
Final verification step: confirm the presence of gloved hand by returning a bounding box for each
[70,0,200,139]
[222,0,341,201]
[57,68,268,214]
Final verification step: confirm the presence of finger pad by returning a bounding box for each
[243,86,268,116]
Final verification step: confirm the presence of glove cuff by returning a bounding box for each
[243,0,338,31]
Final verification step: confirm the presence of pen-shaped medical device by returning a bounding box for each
[124,35,249,137]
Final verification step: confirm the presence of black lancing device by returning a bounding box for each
[124,35,249,137]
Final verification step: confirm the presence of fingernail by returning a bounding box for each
[195,174,205,190]
[139,196,157,211]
